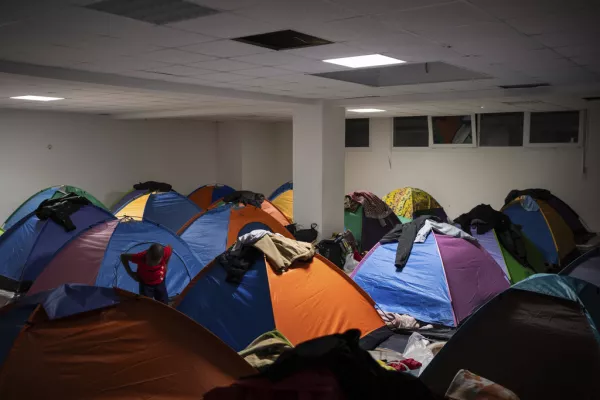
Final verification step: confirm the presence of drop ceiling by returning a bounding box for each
[0,0,598,119]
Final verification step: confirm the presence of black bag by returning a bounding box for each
[317,236,345,268]
[287,223,319,243]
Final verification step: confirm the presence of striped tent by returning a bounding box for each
[176,253,384,352]
[28,219,203,297]
[269,181,293,222]
[114,190,201,233]
[179,204,293,267]
[188,184,236,210]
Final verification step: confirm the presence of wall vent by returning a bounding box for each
[86,0,219,25]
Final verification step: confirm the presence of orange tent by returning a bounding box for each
[0,285,254,399]
[188,184,236,210]
[176,253,385,352]
[208,198,291,227]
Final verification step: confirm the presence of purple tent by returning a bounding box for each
[352,232,510,326]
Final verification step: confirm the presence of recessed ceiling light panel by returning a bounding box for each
[347,108,386,113]
[324,54,405,68]
[10,95,64,102]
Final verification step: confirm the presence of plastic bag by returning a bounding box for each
[343,253,359,274]
[403,332,434,376]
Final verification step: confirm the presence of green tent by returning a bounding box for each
[2,185,106,231]
[344,205,399,253]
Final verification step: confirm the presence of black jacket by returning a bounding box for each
[380,216,439,269]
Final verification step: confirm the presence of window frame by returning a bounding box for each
[477,112,525,148]
[524,110,585,148]
[391,115,430,150]
[429,114,477,148]
[344,117,371,150]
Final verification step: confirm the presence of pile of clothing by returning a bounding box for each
[454,204,536,271]
[218,230,316,283]
[222,190,265,208]
[344,191,394,220]
[381,216,476,269]
[35,193,91,231]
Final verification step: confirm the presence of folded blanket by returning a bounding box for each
[254,234,315,273]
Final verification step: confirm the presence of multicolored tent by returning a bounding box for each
[468,226,536,284]
[383,187,446,222]
[28,219,203,297]
[114,190,201,233]
[179,204,294,267]
[352,233,510,326]
[2,185,106,230]
[210,198,291,228]
[503,196,577,268]
[176,253,384,352]
[561,247,600,287]
[0,205,115,293]
[269,181,293,222]
[422,274,600,400]
[0,285,254,399]
[188,184,237,210]
[344,192,399,252]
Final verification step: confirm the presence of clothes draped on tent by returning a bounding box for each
[344,191,393,219]
[219,230,315,283]
[133,181,172,192]
[35,193,91,231]
[223,190,266,208]
[239,330,293,371]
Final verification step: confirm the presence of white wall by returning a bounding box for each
[217,120,293,197]
[345,110,600,231]
[0,110,218,221]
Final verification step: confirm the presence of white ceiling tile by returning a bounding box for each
[553,44,600,59]
[531,29,598,48]
[236,0,359,25]
[297,16,399,42]
[143,65,212,77]
[187,59,258,71]
[181,40,272,57]
[139,49,216,63]
[235,67,295,78]
[411,22,528,45]
[186,0,262,10]
[231,52,311,67]
[506,6,600,36]
[468,0,594,19]
[284,43,367,60]
[126,26,217,48]
[169,12,282,38]
[198,72,248,82]
[278,59,347,74]
[327,0,455,15]
[380,2,495,31]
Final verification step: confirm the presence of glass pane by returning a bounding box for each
[345,118,370,147]
[393,116,429,147]
[530,111,579,144]
[432,115,473,144]
[479,112,523,147]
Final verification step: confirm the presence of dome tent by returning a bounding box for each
[383,187,446,223]
[0,204,115,293]
[176,252,384,352]
[114,190,201,233]
[178,203,294,267]
[352,222,510,327]
[0,284,254,399]
[28,218,204,298]
[188,183,237,210]
[3,185,106,230]
[269,181,293,222]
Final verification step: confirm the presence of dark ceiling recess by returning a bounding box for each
[86,0,219,25]
[583,96,600,102]
[232,30,332,51]
[314,62,489,87]
[499,83,550,89]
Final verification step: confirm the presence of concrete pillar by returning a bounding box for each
[293,101,345,238]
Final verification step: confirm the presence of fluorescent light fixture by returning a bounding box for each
[348,108,386,113]
[323,54,405,68]
[10,95,64,102]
